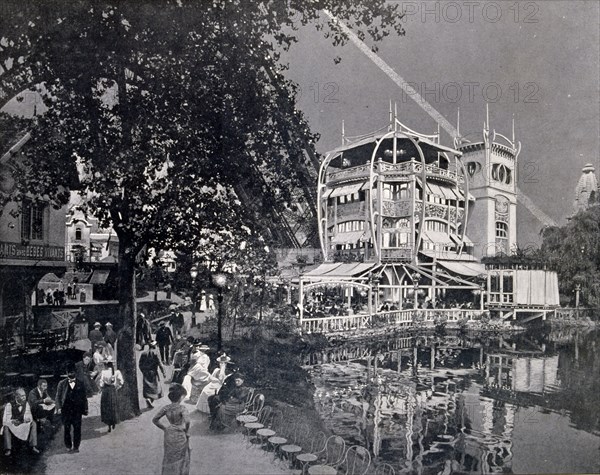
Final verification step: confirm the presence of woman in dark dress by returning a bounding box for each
[98,358,124,432]
[139,341,165,408]
[211,373,250,430]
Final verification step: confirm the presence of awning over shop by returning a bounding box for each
[437,260,486,277]
[329,183,363,198]
[331,231,365,244]
[303,262,375,279]
[89,269,110,285]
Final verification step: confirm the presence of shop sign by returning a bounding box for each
[0,241,65,261]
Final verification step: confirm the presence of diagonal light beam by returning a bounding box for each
[323,10,556,227]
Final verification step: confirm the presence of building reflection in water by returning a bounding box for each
[306,330,599,475]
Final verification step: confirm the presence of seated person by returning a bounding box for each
[2,387,40,456]
[209,373,250,430]
[27,379,55,426]
[182,344,211,401]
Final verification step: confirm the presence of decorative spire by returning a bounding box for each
[389,100,393,131]
[512,113,516,146]
[341,120,345,145]
[456,107,460,137]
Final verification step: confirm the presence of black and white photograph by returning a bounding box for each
[0,1,599,474]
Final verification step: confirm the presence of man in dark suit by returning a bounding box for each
[27,378,55,426]
[55,365,88,453]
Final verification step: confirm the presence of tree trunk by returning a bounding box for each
[116,244,141,419]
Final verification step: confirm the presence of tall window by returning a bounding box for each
[21,200,45,241]
[495,221,508,238]
[75,227,82,241]
[382,183,409,200]
[496,221,508,253]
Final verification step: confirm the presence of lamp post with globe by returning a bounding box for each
[212,272,228,351]
[189,265,199,327]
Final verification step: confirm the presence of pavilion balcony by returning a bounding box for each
[327,161,463,185]
[380,248,412,262]
[327,248,375,263]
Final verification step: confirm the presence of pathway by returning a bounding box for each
[38,352,289,475]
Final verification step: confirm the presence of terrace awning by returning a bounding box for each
[303,262,376,279]
[330,231,365,244]
[421,230,453,245]
[450,234,474,246]
[329,183,363,198]
[437,260,485,277]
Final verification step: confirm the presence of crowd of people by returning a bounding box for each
[2,308,252,475]
[137,309,251,475]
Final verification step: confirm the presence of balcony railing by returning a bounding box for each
[380,248,412,261]
[300,308,486,333]
[327,248,374,263]
[327,161,463,184]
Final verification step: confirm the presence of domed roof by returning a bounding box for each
[574,163,598,213]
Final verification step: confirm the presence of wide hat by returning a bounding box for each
[216,354,232,364]
[93,322,101,327]
[194,342,209,350]
[105,322,113,327]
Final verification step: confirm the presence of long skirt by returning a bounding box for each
[162,426,190,475]
[100,385,119,426]
[142,371,163,400]
[196,381,221,413]
[214,400,245,428]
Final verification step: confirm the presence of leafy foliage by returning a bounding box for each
[540,205,600,306]
[1,0,406,417]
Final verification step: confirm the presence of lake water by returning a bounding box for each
[305,327,600,474]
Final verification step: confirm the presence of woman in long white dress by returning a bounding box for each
[196,354,234,413]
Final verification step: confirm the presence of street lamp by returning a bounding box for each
[212,272,228,351]
[189,265,198,327]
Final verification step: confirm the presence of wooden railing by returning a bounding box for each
[300,308,486,333]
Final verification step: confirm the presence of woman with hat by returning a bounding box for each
[98,356,124,432]
[196,353,234,413]
[211,373,250,431]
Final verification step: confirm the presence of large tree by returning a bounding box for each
[1,1,405,418]
[540,205,600,307]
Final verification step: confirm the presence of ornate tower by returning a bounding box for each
[457,107,520,258]
[573,163,598,214]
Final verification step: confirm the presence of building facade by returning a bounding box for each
[0,134,68,335]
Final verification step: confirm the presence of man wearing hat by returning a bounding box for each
[155,321,174,365]
[136,313,151,350]
[55,365,88,453]
[88,322,104,349]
